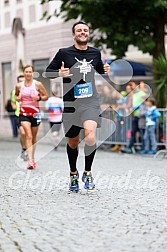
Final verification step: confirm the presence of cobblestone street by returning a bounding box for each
[0,140,167,252]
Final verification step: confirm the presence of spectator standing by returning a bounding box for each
[5,92,18,137]
[138,96,147,152]
[111,91,128,151]
[121,82,145,153]
[140,98,161,154]
[111,84,133,151]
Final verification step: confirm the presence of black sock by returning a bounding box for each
[84,144,96,172]
[67,144,78,173]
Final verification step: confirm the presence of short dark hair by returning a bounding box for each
[147,97,156,106]
[72,21,89,33]
[17,75,24,82]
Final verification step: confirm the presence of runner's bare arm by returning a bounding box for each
[36,82,48,101]
[15,83,21,101]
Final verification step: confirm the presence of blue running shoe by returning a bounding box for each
[82,172,95,190]
[69,172,79,192]
[147,150,156,155]
[139,150,148,154]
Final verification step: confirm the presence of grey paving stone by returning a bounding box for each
[0,141,167,252]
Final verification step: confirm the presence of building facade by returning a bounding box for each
[1,1,166,117]
[0,0,74,116]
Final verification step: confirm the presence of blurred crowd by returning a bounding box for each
[97,81,162,155]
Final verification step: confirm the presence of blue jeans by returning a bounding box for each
[144,125,156,151]
[9,115,18,137]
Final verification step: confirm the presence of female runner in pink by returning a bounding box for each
[15,65,48,169]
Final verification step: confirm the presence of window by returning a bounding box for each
[32,59,50,96]
[2,62,12,106]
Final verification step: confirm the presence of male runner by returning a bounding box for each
[46,21,110,191]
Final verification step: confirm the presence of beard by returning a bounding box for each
[75,37,89,45]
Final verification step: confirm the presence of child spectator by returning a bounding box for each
[140,97,161,154]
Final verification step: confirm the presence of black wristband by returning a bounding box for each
[38,96,42,101]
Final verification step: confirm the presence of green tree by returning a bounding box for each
[154,54,167,107]
[41,0,167,59]
[41,0,167,107]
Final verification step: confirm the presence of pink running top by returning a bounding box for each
[20,80,40,116]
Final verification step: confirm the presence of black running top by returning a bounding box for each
[46,45,105,102]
